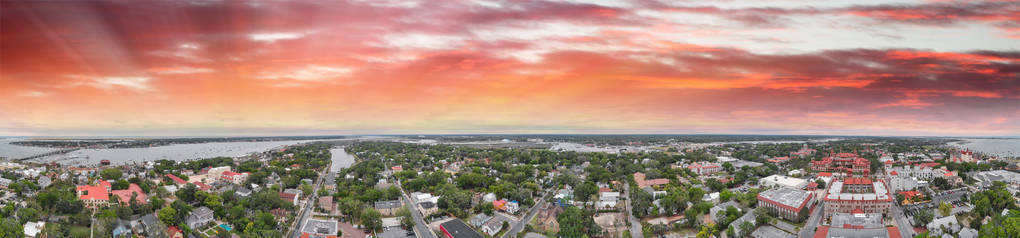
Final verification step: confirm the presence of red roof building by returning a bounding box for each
[166,174,187,185]
[811,151,871,176]
[192,182,211,191]
[76,183,110,209]
[391,166,403,172]
[633,172,670,188]
[110,183,148,205]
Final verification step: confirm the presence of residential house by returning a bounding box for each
[186,207,215,229]
[375,200,402,216]
[23,221,44,238]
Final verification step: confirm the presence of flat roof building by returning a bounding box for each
[823,178,893,217]
[758,187,815,222]
[440,219,484,238]
[761,175,809,189]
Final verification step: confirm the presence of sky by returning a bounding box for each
[0,0,1018,136]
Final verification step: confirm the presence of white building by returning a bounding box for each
[927,215,960,236]
[598,192,620,208]
[761,175,808,189]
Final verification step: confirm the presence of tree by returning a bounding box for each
[914,210,933,225]
[754,207,771,225]
[739,221,754,237]
[101,168,123,180]
[396,206,415,229]
[574,181,598,203]
[361,208,382,231]
[0,218,23,238]
[558,206,600,237]
[204,195,223,211]
[720,189,734,202]
[17,207,39,223]
[815,179,826,189]
[938,202,952,217]
[930,177,950,191]
[158,207,177,225]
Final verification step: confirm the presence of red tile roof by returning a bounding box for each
[166,174,187,185]
[111,183,148,205]
[192,182,211,191]
[77,184,109,201]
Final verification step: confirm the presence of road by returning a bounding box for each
[881,175,915,238]
[626,186,642,238]
[892,204,915,238]
[397,180,436,238]
[798,203,822,238]
[502,190,552,238]
[289,162,329,238]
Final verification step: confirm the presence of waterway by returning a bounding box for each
[27,140,323,166]
[329,147,357,172]
[948,138,1020,158]
[0,138,60,159]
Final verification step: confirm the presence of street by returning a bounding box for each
[397,180,436,238]
[798,203,822,238]
[626,186,642,238]
[502,190,552,238]
[289,162,328,238]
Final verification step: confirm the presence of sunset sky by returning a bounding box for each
[1,0,1018,136]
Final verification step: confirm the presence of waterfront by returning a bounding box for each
[0,138,60,159]
[948,138,1020,158]
[27,140,322,165]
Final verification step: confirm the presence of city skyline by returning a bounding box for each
[2,0,1018,136]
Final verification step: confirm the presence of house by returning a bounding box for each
[192,182,212,191]
[220,171,249,184]
[470,213,492,228]
[167,226,184,238]
[166,174,187,185]
[927,215,960,236]
[0,178,11,188]
[37,176,51,188]
[112,219,133,238]
[319,196,334,213]
[420,201,438,216]
[374,200,402,216]
[235,187,252,197]
[134,214,159,236]
[598,192,620,208]
[23,221,44,238]
[505,200,520,214]
[481,213,511,236]
[186,206,215,229]
[280,192,299,206]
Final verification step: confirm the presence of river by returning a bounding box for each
[329,147,357,172]
[26,140,324,166]
[948,138,1020,158]
[0,138,60,159]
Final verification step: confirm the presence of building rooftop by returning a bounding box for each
[758,187,812,211]
[374,200,402,209]
[440,219,484,238]
[825,179,891,202]
[830,213,883,229]
[301,219,339,235]
[762,175,808,188]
